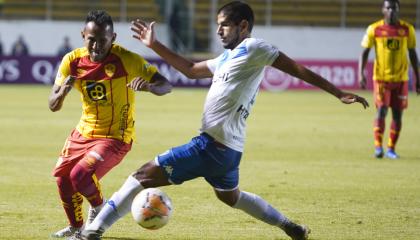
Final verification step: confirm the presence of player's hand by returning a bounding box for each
[358,75,367,89]
[339,92,369,109]
[131,19,156,48]
[127,77,150,92]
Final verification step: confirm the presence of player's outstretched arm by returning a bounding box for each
[272,51,369,108]
[48,75,76,112]
[358,48,370,89]
[127,72,172,96]
[130,19,212,79]
[408,48,420,95]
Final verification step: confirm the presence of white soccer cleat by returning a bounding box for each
[66,228,83,240]
[51,226,82,238]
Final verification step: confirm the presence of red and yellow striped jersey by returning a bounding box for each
[55,44,157,143]
[361,19,416,82]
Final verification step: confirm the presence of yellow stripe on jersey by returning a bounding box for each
[54,44,158,143]
[361,19,416,82]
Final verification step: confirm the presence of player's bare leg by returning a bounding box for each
[215,189,310,240]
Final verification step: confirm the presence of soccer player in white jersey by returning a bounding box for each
[82,1,369,240]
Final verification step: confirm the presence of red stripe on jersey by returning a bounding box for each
[92,102,99,138]
[70,57,82,76]
[74,53,128,81]
[107,79,114,137]
[374,24,409,38]
[121,76,129,141]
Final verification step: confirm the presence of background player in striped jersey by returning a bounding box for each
[48,10,172,239]
[359,0,420,159]
[82,1,368,240]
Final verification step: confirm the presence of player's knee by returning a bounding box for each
[219,196,237,207]
[132,160,169,188]
[69,164,92,190]
[56,176,68,189]
[215,190,240,207]
[132,162,152,180]
[56,176,75,198]
[377,107,388,118]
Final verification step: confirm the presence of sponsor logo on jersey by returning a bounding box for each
[163,165,174,176]
[86,81,107,101]
[237,104,250,119]
[387,39,400,50]
[119,104,130,131]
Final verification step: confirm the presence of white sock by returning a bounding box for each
[232,191,291,229]
[86,175,144,231]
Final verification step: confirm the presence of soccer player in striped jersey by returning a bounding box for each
[359,0,420,159]
[82,2,368,240]
[48,10,172,239]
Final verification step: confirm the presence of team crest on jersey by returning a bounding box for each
[105,64,116,78]
[398,29,406,36]
[77,68,87,77]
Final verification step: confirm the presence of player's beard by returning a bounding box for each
[89,49,109,62]
[223,28,241,50]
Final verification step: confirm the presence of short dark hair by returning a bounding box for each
[384,0,400,6]
[217,1,254,32]
[85,10,114,30]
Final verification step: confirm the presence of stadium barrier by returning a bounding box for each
[0,55,377,91]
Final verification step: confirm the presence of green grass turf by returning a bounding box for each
[0,85,419,240]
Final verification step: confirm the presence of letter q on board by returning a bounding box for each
[32,60,55,84]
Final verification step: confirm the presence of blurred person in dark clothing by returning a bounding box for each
[58,36,73,57]
[0,35,3,56]
[11,35,29,56]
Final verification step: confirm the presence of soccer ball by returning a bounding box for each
[131,188,173,230]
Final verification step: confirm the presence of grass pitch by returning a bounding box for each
[0,85,419,240]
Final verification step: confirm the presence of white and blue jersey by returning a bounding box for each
[156,38,279,190]
[204,38,279,152]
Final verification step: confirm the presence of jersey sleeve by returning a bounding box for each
[54,53,72,86]
[361,25,375,48]
[139,57,158,81]
[248,39,279,66]
[206,52,224,74]
[407,24,416,49]
[130,54,158,82]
